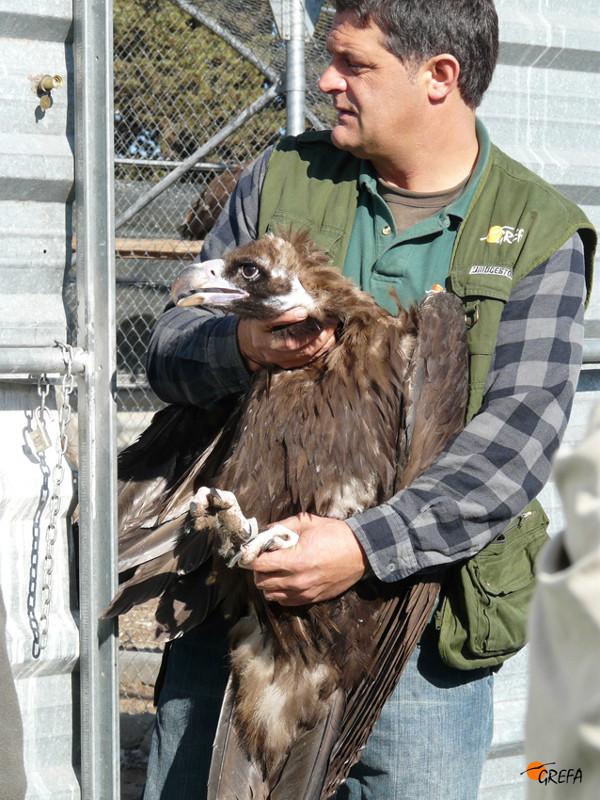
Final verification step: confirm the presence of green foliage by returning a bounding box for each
[113,0,286,166]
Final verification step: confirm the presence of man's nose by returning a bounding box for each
[318,62,346,94]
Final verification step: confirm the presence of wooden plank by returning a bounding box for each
[72,237,204,259]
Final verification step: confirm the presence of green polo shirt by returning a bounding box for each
[342,120,491,313]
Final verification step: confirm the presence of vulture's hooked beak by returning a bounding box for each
[172,260,249,307]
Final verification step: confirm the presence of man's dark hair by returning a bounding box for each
[333,0,499,108]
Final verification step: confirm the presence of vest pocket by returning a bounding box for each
[466,512,549,656]
[436,500,549,669]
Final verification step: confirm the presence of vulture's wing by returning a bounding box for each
[103,395,242,630]
[319,291,468,798]
[118,398,239,542]
[400,291,468,489]
[102,513,214,618]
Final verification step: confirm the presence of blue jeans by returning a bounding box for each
[142,616,494,800]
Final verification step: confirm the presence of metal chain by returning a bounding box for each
[36,343,76,652]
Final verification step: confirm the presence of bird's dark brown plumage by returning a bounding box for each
[180,165,245,240]
[105,230,468,799]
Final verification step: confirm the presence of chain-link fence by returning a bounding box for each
[102,2,336,794]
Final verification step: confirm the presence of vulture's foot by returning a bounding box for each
[231,523,299,567]
[190,486,258,564]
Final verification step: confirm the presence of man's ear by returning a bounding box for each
[424,54,461,102]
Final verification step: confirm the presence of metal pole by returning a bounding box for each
[0,347,87,376]
[73,0,120,798]
[286,0,306,135]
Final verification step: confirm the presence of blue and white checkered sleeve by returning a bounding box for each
[146,150,272,407]
[346,233,587,582]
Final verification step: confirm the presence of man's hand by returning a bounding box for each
[237,308,337,371]
[248,513,368,605]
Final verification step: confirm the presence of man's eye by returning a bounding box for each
[240,263,260,280]
[345,58,364,72]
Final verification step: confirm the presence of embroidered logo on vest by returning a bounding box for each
[480,225,525,244]
[469,265,513,279]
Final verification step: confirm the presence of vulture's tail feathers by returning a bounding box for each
[268,688,345,800]
[321,580,440,799]
[208,674,269,800]
[208,677,346,800]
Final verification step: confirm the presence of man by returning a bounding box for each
[142,1,596,798]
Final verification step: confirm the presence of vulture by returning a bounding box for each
[180,164,245,240]
[105,230,468,800]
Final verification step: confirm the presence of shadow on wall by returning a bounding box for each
[0,586,27,800]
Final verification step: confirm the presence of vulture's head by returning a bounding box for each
[171,231,376,329]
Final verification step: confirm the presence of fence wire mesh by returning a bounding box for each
[107,1,336,793]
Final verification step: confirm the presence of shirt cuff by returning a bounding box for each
[346,505,419,582]
[205,315,252,396]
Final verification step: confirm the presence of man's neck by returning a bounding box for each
[371,113,479,193]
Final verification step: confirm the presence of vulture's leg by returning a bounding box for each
[190,486,257,562]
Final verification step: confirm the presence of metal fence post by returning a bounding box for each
[73,0,120,797]
[286,0,306,135]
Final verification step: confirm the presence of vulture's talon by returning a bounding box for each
[190,486,238,517]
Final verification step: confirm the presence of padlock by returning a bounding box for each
[30,408,52,454]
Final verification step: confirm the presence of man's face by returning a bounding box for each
[319,11,424,163]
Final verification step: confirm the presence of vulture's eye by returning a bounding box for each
[239,263,260,281]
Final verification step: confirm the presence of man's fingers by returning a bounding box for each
[267,307,309,328]
[238,310,337,371]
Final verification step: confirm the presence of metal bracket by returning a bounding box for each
[268,0,325,40]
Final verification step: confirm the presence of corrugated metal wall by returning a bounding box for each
[0,1,120,798]
[0,1,79,798]
[477,1,600,796]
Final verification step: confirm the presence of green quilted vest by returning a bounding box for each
[258,131,597,668]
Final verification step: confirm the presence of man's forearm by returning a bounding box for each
[146,307,250,407]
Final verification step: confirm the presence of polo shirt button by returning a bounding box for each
[388,561,396,572]
[382,225,392,235]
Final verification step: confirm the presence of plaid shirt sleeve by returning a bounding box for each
[346,233,587,582]
[146,149,272,407]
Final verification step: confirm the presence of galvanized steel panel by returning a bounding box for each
[0,0,73,347]
[480,1,600,327]
[0,1,80,799]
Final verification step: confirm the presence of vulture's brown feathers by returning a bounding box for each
[180,165,245,240]
[105,231,469,800]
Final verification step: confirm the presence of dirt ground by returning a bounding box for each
[119,601,161,800]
